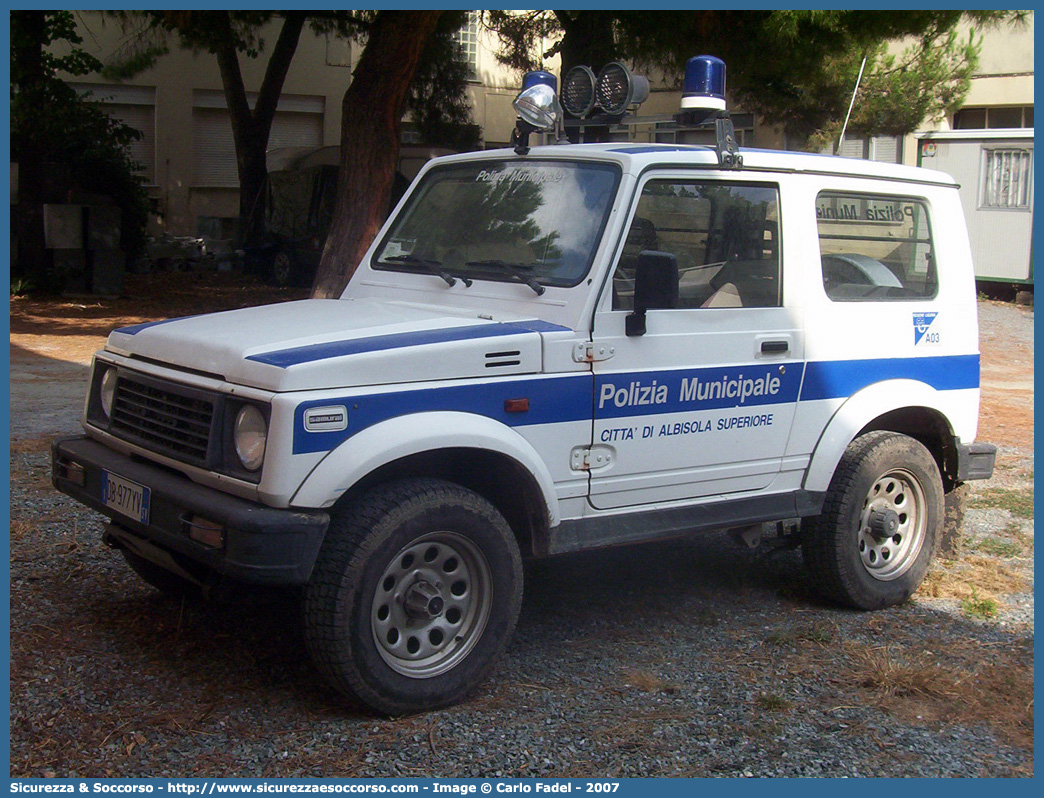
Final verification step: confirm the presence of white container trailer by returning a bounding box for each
[916,129,1034,285]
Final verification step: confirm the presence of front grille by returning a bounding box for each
[111,374,216,467]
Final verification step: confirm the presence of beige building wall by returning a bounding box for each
[63,14,356,236]
[56,12,1031,236]
[964,13,1035,106]
[901,12,1034,163]
[61,12,541,238]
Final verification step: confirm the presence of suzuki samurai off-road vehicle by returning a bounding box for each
[53,57,996,715]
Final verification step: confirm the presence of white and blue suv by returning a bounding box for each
[53,64,996,715]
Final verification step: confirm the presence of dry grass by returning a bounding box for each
[846,644,961,699]
[765,622,835,646]
[843,641,1034,753]
[11,437,54,454]
[10,518,35,544]
[921,554,1029,602]
[622,669,681,694]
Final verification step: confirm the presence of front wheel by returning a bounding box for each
[303,479,523,715]
[802,431,943,610]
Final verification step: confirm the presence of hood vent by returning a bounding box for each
[485,350,522,368]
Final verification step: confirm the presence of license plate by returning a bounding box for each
[102,470,151,525]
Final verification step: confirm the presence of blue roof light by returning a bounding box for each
[682,55,726,111]
[522,70,558,93]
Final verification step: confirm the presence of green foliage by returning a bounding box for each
[10,277,35,296]
[960,590,998,620]
[11,11,149,260]
[972,537,1023,559]
[756,693,792,711]
[406,12,482,152]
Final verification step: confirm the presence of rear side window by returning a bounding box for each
[816,192,938,301]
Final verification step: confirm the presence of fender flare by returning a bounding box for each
[803,379,948,494]
[290,411,561,524]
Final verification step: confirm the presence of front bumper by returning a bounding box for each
[52,435,330,586]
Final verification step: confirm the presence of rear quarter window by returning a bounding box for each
[816,192,938,301]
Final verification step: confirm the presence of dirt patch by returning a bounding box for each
[10,271,309,367]
[10,272,308,441]
[976,299,1034,450]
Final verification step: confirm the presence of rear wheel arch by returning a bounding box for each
[804,381,956,495]
[858,406,959,491]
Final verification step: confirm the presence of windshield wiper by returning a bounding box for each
[382,255,471,287]
[465,260,546,296]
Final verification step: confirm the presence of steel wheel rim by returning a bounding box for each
[272,252,292,283]
[371,531,492,678]
[858,468,927,581]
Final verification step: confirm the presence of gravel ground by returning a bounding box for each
[8,297,1034,779]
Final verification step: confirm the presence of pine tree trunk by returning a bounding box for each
[311,10,442,299]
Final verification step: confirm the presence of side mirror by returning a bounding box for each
[626,250,678,336]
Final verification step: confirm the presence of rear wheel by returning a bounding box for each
[303,479,523,715]
[803,431,943,610]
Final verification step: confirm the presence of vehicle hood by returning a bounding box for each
[104,298,568,392]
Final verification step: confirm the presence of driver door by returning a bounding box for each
[588,175,803,510]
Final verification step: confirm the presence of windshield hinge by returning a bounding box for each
[572,342,615,363]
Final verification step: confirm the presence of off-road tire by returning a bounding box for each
[803,431,943,610]
[303,479,523,716]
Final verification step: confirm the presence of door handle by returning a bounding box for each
[760,340,789,354]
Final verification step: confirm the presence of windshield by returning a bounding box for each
[372,160,620,289]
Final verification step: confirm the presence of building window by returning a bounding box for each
[980,148,1033,210]
[400,124,422,145]
[325,35,351,68]
[191,90,324,188]
[833,134,902,165]
[954,105,1034,130]
[453,11,480,78]
[75,84,156,185]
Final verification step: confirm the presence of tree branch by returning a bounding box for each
[252,12,306,135]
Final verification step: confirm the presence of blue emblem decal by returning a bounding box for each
[913,312,939,346]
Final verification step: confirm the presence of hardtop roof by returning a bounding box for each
[434,142,958,188]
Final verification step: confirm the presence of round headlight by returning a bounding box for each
[595,62,650,116]
[99,367,117,418]
[234,404,267,472]
[562,65,597,117]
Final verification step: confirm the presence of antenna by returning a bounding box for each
[838,55,868,153]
